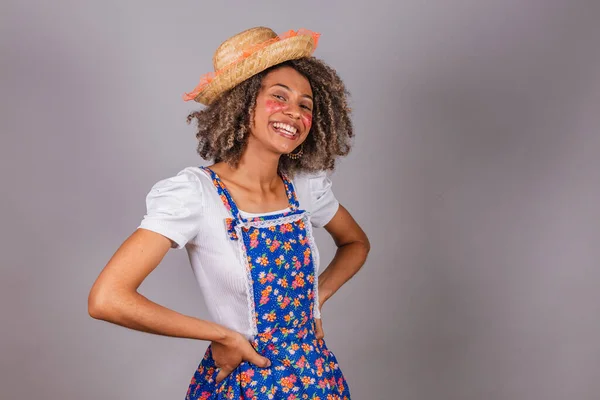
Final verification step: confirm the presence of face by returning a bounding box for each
[250,66,313,155]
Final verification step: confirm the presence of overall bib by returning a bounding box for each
[185,167,351,400]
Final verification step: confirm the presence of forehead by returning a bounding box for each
[262,66,312,97]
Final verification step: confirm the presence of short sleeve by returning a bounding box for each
[308,171,340,228]
[137,168,203,249]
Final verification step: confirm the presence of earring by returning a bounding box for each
[286,144,304,159]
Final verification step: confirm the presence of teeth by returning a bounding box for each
[273,122,297,134]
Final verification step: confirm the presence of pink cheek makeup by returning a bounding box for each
[301,113,312,129]
[265,99,287,114]
[265,99,313,131]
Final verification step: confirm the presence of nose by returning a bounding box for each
[283,103,301,119]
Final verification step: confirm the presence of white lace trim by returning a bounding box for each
[234,224,258,336]
[242,212,305,229]
[303,213,321,319]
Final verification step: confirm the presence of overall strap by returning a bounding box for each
[199,166,302,240]
[280,172,300,210]
[200,166,242,221]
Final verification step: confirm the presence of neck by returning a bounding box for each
[229,138,282,189]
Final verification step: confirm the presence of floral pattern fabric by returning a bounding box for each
[185,167,350,400]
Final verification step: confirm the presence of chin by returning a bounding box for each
[270,137,300,154]
[250,131,304,156]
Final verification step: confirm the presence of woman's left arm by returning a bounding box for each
[317,204,370,321]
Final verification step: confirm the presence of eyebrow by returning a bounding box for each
[271,83,313,101]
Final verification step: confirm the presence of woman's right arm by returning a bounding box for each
[88,228,271,379]
[87,228,230,342]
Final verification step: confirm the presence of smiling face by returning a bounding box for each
[249,66,314,156]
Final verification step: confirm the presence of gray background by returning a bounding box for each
[1,0,600,399]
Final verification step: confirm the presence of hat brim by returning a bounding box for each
[193,34,316,105]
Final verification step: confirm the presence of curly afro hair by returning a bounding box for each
[186,57,353,175]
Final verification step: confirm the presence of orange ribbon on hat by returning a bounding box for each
[183,29,320,102]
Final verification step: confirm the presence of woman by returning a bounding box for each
[88,27,370,399]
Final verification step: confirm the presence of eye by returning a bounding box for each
[301,104,312,111]
[273,94,286,101]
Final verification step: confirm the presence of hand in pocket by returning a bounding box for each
[212,331,271,384]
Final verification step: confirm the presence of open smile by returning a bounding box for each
[269,121,300,140]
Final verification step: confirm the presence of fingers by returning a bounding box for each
[243,342,271,368]
[315,318,325,339]
[215,354,270,385]
[245,350,271,368]
[215,366,232,384]
[212,335,272,385]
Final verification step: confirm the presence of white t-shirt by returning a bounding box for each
[137,166,339,339]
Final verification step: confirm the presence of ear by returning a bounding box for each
[249,107,255,129]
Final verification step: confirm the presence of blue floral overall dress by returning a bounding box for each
[185,167,351,400]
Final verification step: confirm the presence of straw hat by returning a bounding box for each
[183,27,320,105]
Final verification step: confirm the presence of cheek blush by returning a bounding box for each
[265,99,287,114]
[301,113,312,129]
[264,99,313,131]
